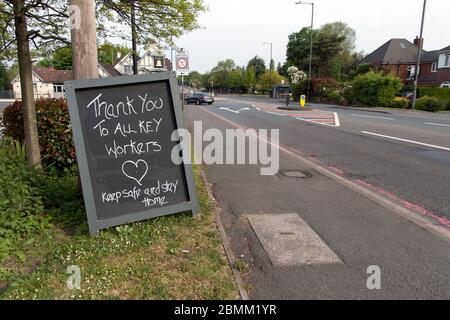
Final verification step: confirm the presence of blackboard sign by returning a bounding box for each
[65,72,199,235]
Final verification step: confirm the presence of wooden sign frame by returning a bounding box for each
[65,72,199,236]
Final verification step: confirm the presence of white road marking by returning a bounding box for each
[251,104,261,111]
[351,114,394,121]
[361,131,450,152]
[219,107,250,114]
[265,111,285,116]
[425,122,450,128]
[334,112,341,127]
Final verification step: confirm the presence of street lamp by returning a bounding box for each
[295,1,314,103]
[263,42,273,96]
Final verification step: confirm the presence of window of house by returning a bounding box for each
[445,55,450,67]
[407,66,416,80]
[53,84,65,93]
[124,65,133,74]
[33,83,38,91]
[431,62,438,72]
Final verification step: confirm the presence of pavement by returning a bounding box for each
[184,95,450,300]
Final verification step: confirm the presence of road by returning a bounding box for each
[184,95,450,299]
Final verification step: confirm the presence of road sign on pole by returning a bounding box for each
[176,53,189,75]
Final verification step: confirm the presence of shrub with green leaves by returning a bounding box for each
[0,141,50,261]
[415,96,445,112]
[351,71,403,107]
[417,87,450,110]
[390,97,410,108]
[1,98,75,171]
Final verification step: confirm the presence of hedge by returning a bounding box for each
[417,87,450,110]
[1,98,75,171]
[351,71,403,107]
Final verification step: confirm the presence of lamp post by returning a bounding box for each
[263,42,273,96]
[295,1,314,103]
[412,0,427,110]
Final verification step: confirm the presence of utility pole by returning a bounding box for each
[295,1,314,103]
[70,0,98,80]
[131,0,138,75]
[412,0,427,110]
[70,0,98,192]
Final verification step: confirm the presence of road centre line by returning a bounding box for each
[351,114,394,121]
[361,131,450,152]
[425,122,450,128]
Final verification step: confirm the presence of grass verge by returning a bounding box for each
[0,162,239,300]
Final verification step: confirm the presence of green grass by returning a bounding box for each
[0,163,239,300]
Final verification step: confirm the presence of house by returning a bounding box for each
[11,67,73,99]
[11,64,121,100]
[361,37,450,88]
[418,46,450,88]
[12,44,172,99]
[114,45,171,75]
[360,38,421,83]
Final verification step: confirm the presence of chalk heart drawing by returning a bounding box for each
[122,159,149,186]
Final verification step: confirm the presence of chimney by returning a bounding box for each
[414,36,424,48]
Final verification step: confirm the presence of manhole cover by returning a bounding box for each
[281,170,312,178]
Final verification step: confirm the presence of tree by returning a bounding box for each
[285,27,314,73]
[245,66,257,92]
[285,22,358,79]
[38,46,73,70]
[227,68,245,91]
[98,42,132,65]
[258,70,285,91]
[247,56,266,81]
[0,62,9,90]
[209,59,236,89]
[97,0,207,46]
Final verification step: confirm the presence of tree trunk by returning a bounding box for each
[13,0,42,168]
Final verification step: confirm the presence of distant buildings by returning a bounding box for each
[361,37,450,88]
[11,44,172,99]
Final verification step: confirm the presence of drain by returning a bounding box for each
[281,170,312,179]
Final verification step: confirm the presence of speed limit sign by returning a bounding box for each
[176,55,189,74]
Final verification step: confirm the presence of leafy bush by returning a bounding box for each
[351,71,403,107]
[291,80,308,102]
[0,140,50,260]
[415,96,445,112]
[1,98,75,171]
[390,97,409,108]
[417,87,450,110]
[311,77,341,98]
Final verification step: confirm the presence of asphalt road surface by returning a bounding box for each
[184,95,450,300]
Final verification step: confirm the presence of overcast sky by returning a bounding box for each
[170,0,449,73]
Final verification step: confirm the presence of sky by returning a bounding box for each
[170,0,450,73]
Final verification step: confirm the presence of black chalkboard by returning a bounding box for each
[65,72,198,235]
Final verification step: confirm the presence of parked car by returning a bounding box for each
[185,92,214,105]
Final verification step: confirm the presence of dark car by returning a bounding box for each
[184,93,214,105]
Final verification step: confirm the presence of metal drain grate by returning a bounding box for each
[281,170,312,178]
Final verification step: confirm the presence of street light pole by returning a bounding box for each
[263,42,273,96]
[412,0,427,110]
[295,1,314,103]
